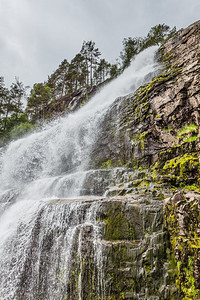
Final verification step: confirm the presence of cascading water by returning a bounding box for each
[0,46,159,299]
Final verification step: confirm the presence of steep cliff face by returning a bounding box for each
[44,20,200,299]
[85,20,200,299]
[91,21,200,183]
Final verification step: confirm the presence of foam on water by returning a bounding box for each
[0,46,159,299]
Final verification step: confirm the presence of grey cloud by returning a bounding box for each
[0,0,199,88]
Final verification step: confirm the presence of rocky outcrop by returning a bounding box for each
[87,20,200,299]
[35,21,199,299]
[97,195,166,299]
[10,195,166,300]
[43,82,108,119]
[164,191,200,299]
[91,21,200,185]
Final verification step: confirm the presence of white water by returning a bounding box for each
[0,46,159,299]
[0,199,104,299]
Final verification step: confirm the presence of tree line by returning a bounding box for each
[0,24,176,143]
[0,77,31,142]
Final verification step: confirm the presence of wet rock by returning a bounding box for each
[90,20,200,178]
[165,191,200,298]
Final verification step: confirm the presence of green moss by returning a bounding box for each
[80,100,86,107]
[162,51,174,63]
[137,179,150,188]
[182,256,199,299]
[163,153,200,181]
[182,184,200,191]
[100,160,112,168]
[129,130,150,153]
[177,124,198,138]
[162,126,173,132]
[106,243,136,297]
[138,130,149,149]
[100,202,136,241]
[104,210,135,241]
[133,60,182,127]
[183,136,199,143]
[165,197,200,299]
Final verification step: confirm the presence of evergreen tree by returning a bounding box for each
[0,77,8,117]
[27,83,51,120]
[141,24,176,49]
[0,77,28,140]
[1,23,177,135]
[119,24,176,70]
[56,59,69,97]
[47,59,69,99]
[68,53,88,92]
[109,63,121,79]
[81,41,101,86]
[9,78,26,112]
[120,37,142,69]
[94,59,110,84]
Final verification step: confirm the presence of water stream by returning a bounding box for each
[0,46,159,299]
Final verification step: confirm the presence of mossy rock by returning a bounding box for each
[99,201,136,241]
[165,194,200,299]
[162,152,200,184]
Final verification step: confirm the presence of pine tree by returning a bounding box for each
[9,78,26,112]
[0,77,28,139]
[68,53,88,92]
[81,41,101,86]
[120,37,142,70]
[141,24,176,49]
[94,59,110,84]
[27,83,51,121]
[0,77,7,117]
[109,63,121,79]
[47,60,69,99]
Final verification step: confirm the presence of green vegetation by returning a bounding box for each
[135,60,182,105]
[163,153,200,184]
[184,136,199,143]
[100,160,112,168]
[177,124,198,138]
[120,24,176,70]
[163,126,173,132]
[0,23,176,144]
[9,122,36,140]
[26,83,52,121]
[100,202,135,241]
[166,198,200,299]
[138,130,149,149]
[0,77,29,143]
[177,124,199,144]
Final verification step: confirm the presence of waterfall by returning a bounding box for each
[0,46,159,299]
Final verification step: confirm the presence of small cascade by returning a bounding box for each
[0,46,159,298]
[0,199,106,300]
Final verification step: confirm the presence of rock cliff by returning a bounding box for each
[38,21,199,299]
[91,21,200,180]
[43,82,107,119]
[83,20,200,299]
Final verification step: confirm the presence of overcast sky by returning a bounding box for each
[0,0,199,89]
